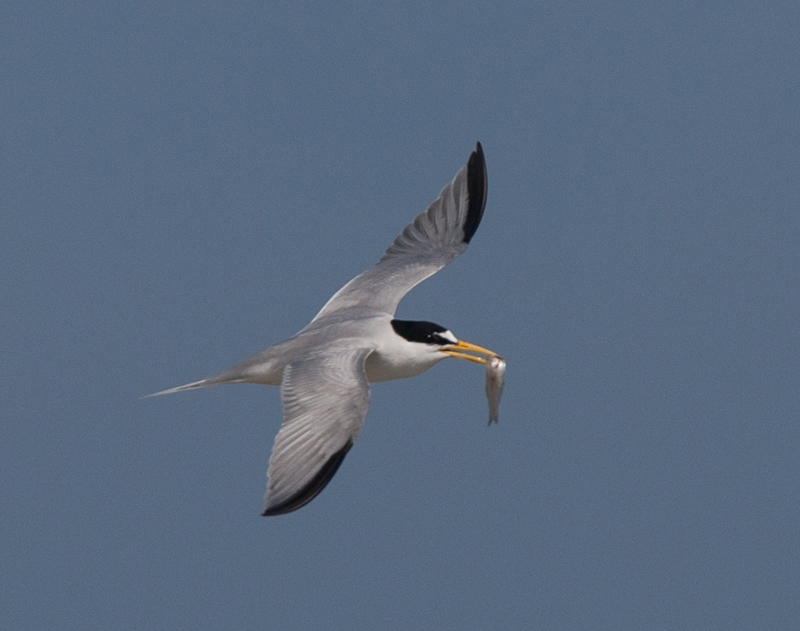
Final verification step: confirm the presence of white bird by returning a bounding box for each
[147,142,500,516]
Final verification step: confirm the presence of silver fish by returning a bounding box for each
[485,355,506,425]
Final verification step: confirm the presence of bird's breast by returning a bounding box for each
[364,348,445,383]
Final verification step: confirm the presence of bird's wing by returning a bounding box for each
[262,346,372,516]
[309,142,487,323]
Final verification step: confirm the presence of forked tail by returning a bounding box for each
[142,377,224,399]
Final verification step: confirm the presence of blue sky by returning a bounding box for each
[3,2,799,629]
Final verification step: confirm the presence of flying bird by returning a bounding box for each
[148,142,501,515]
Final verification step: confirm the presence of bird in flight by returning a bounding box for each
[147,142,502,515]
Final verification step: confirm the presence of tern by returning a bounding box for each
[148,142,500,515]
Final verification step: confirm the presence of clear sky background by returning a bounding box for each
[2,2,799,629]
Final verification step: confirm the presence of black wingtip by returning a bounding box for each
[463,142,488,244]
[261,441,354,517]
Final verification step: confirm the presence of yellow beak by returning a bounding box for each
[440,340,499,365]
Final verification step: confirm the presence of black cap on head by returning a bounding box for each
[391,320,455,345]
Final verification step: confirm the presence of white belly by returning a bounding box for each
[364,349,446,383]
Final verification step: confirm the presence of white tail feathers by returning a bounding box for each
[141,378,215,399]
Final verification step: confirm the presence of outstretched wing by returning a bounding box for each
[309,142,488,323]
[262,347,372,516]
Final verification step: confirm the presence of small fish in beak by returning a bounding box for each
[485,355,506,425]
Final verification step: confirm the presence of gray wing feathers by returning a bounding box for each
[378,164,469,262]
[309,143,487,323]
[263,347,372,515]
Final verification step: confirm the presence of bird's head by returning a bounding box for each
[390,319,498,365]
